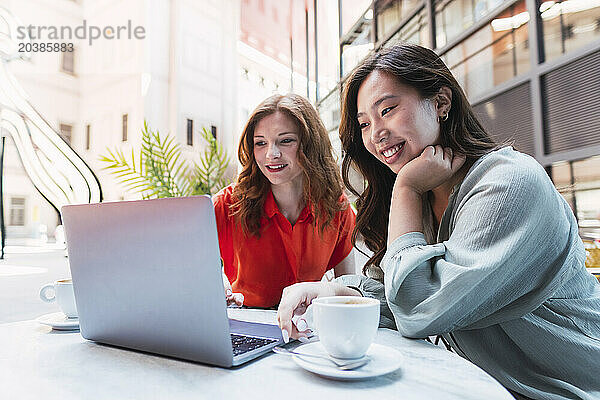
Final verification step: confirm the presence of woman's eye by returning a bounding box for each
[281,138,295,144]
[254,141,266,147]
[359,122,369,130]
[381,106,396,117]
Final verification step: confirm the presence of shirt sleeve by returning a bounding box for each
[380,159,583,338]
[326,205,356,271]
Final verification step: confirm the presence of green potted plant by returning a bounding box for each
[99,121,230,198]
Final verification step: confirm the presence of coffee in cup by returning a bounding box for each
[39,279,78,318]
[308,296,380,359]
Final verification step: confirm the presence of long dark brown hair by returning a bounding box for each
[231,94,346,236]
[340,43,499,277]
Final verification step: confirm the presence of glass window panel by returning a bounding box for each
[443,1,530,99]
[551,161,572,188]
[552,157,600,240]
[514,22,530,75]
[491,31,514,86]
[435,0,475,48]
[540,1,563,61]
[341,17,374,77]
[376,0,421,41]
[122,114,128,142]
[465,44,494,97]
[341,0,373,35]
[59,123,72,144]
[377,0,402,41]
[435,0,509,48]
[572,156,600,239]
[383,8,429,47]
[551,161,576,214]
[541,0,600,62]
[61,49,75,74]
[9,197,26,226]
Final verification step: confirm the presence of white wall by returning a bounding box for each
[1,0,242,241]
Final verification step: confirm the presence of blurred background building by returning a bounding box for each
[315,0,600,240]
[0,0,239,242]
[2,0,599,243]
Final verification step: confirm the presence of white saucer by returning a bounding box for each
[292,342,402,380]
[36,312,79,331]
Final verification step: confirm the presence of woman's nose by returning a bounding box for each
[266,144,281,159]
[370,123,388,145]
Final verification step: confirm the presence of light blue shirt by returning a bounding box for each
[338,147,600,399]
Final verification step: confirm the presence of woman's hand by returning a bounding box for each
[222,272,244,307]
[277,282,361,342]
[394,145,466,195]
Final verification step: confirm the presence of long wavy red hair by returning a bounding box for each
[230,94,347,237]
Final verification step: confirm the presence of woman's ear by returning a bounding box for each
[435,86,453,118]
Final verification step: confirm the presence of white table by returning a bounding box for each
[0,309,514,400]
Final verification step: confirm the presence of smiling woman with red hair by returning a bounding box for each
[213,94,356,311]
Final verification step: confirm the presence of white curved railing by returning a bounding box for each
[0,7,102,211]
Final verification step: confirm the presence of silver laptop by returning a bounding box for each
[61,196,283,367]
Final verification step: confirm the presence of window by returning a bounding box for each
[187,119,194,146]
[9,197,25,226]
[382,8,429,48]
[551,155,600,240]
[340,0,373,34]
[435,0,505,48]
[540,0,600,63]
[85,124,91,150]
[61,48,75,74]
[122,114,128,142]
[376,0,421,41]
[59,123,72,144]
[341,10,374,77]
[211,125,217,140]
[442,1,530,99]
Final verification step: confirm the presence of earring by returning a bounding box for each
[442,113,449,121]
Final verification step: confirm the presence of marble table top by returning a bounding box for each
[0,309,513,400]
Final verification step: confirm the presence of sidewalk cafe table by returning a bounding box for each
[0,308,514,400]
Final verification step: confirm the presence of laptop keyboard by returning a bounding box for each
[231,334,278,356]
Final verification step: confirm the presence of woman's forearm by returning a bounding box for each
[388,186,423,245]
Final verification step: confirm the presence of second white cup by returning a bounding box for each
[39,279,78,318]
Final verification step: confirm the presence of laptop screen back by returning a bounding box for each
[62,196,235,367]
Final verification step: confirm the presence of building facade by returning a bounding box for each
[3,0,599,243]
[317,0,600,240]
[1,0,239,242]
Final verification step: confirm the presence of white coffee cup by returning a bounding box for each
[39,279,78,318]
[301,296,380,359]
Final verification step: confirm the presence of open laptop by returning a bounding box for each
[61,196,283,367]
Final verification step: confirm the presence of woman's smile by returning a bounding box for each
[265,163,288,172]
[380,142,405,164]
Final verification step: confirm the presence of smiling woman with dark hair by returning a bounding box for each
[277,44,600,400]
[213,94,355,312]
